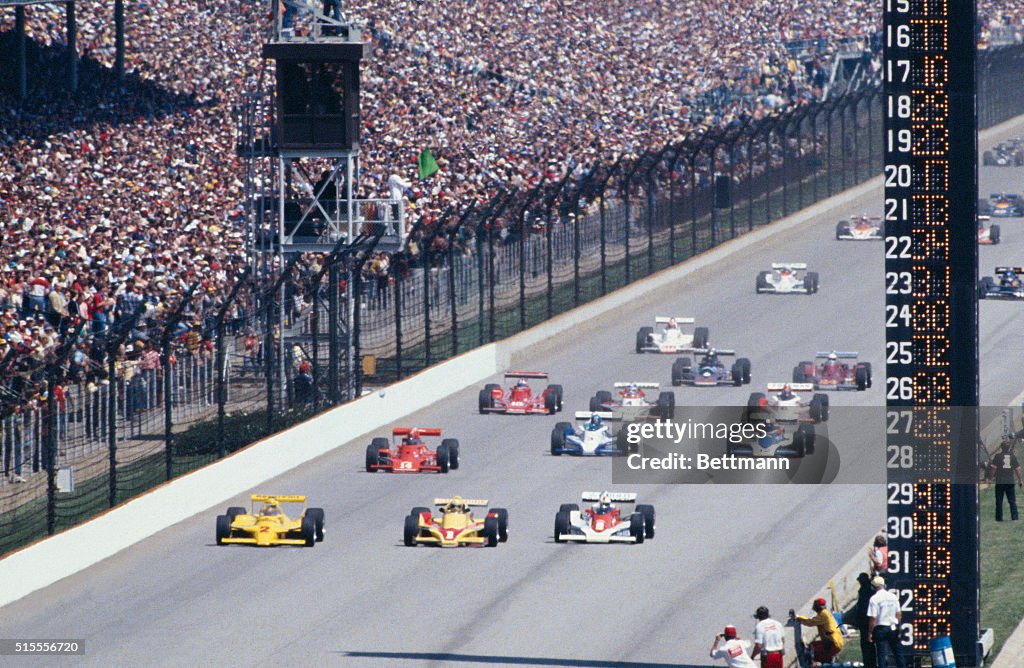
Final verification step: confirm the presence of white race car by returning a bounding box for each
[746,383,829,424]
[636,317,709,354]
[550,412,632,456]
[756,263,819,294]
[589,382,674,419]
[836,214,882,241]
[553,491,655,544]
[978,215,1001,245]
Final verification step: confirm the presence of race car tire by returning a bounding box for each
[410,506,430,518]
[636,504,656,539]
[726,442,736,456]
[810,393,830,423]
[491,508,510,542]
[693,326,709,349]
[226,506,246,521]
[738,358,752,384]
[629,513,645,544]
[442,439,460,470]
[215,515,231,545]
[551,384,564,411]
[301,515,317,547]
[483,516,500,547]
[544,386,559,414]
[636,326,653,353]
[616,428,639,454]
[590,390,612,412]
[755,271,770,294]
[805,272,819,294]
[559,503,580,514]
[589,395,602,412]
[862,362,873,388]
[793,361,812,383]
[855,366,869,391]
[479,384,499,414]
[554,511,571,543]
[671,357,692,387]
[551,422,570,455]
[403,514,420,547]
[365,442,382,472]
[983,150,995,166]
[657,391,675,419]
[437,443,451,473]
[306,508,326,542]
[835,221,849,240]
[731,364,744,387]
[990,224,1001,244]
[795,424,816,457]
[746,392,766,421]
[1016,151,1024,167]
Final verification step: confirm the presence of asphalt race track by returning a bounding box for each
[3,127,1024,666]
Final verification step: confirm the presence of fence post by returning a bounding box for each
[669,142,685,262]
[45,367,58,534]
[597,154,623,296]
[645,148,667,274]
[395,266,404,378]
[328,262,340,403]
[214,268,249,458]
[545,173,570,320]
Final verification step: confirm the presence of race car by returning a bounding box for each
[671,348,751,387]
[746,383,829,424]
[553,491,655,544]
[978,266,1024,300]
[215,495,325,547]
[981,193,1024,218]
[479,371,563,415]
[728,415,816,458]
[403,496,509,547]
[756,263,819,294]
[792,351,872,391]
[982,139,1024,166]
[835,214,882,241]
[978,215,1001,245]
[635,316,709,354]
[589,382,674,419]
[365,427,459,473]
[550,411,633,456]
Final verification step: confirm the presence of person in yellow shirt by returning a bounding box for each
[790,598,843,666]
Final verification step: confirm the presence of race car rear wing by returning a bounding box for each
[771,262,807,270]
[691,348,736,356]
[766,383,815,392]
[574,411,616,421]
[654,317,695,324]
[994,266,1024,274]
[814,351,858,359]
[392,427,443,437]
[434,498,488,506]
[613,382,660,389]
[504,371,548,380]
[978,215,991,222]
[581,492,637,503]
[251,494,306,503]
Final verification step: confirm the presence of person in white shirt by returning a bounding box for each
[710,624,757,668]
[867,575,906,668]
[751,606,785,668]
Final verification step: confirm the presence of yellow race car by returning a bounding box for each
[215,495,325,547]
[403,496,509,547]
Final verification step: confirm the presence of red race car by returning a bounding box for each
[479,371,563,415]
[365,428,460,473]
[792,351,872,391]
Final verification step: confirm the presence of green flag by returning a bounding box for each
[418,148,439,179]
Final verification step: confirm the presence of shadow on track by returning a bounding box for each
[339,651,706,667]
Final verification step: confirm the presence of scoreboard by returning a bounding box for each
[883,0,980,665]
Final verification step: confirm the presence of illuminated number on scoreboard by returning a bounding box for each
[884,0,978,659]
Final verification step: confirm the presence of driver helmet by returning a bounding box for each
[596,491,613,513]
[516,379,529,389]
[779,384,794,401]
[627,383,639,396]
[446,497,467,514]
[780,268,790,277]
[588,413,603,429]
[261,503,280,516]
[827,352,838,364]
[1003,270,1016,283]
[667,318,677,329]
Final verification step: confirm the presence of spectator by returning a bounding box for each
[868,533,889,576]
[989,438,1023,521]
[751,606,785,668]
[851,572,878,668]
[867,575,905,668]
[710,624,757,668]
[791,598,843,666]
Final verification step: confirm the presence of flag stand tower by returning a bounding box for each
[240,1,405,405]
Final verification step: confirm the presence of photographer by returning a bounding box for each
[710,624,757,668]
[790,598,843,666]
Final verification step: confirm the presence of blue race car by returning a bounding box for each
[728,416,816,458]
[671,348,751,387]
[550,412,633,456]
[978,266,1024,300]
